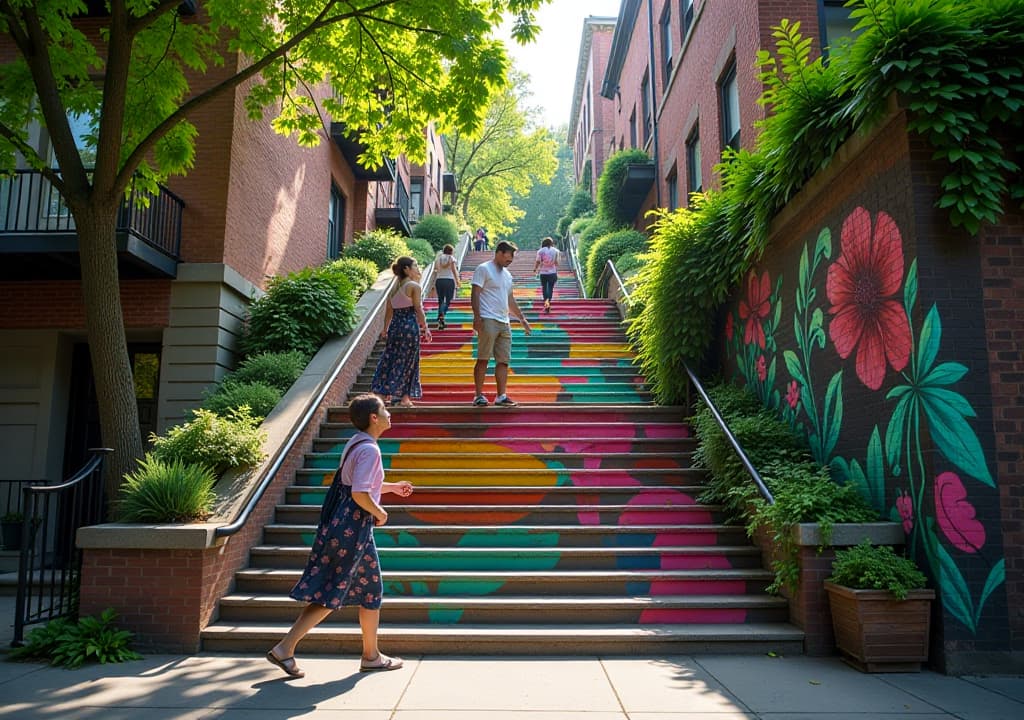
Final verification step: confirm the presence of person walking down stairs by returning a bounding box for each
[471,240,531,407]
[532,236,561,314]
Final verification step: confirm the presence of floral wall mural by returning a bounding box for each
[723,205,1007,641]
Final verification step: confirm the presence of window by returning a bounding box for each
[719,60,740,151]
[327,183,345,259]
[629,108,637,148]
[686,125,702,200]
[680,0,695,40]
[659,4,673,88]
[819,0,861,59]
[641,70,652,145]
[666,167,679,211]
[47,112,96,168]
[410,177,424,223]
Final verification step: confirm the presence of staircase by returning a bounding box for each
[201,249,803,655]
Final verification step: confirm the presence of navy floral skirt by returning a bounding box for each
[289,482,382,610]
[370,306,422,399]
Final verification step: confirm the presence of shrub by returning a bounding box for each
[9,609,142,669]
[404,237,436,268]
[585,229,648,296]
[596,148,650,226]
[560,187,596,234]
[323,257,379,297]
[412,214,458,251]
[117,455,218,523]
[613,251,645,281]
[828,540,928,600]
[150,407,266,475]
[240,265,357,357]
[343,229,410,271]
[576,217,617,281]
[201,380,282,420]
[569,214,594,236]
[229,350,308,393]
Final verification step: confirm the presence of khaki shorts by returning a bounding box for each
[477,317,512,364]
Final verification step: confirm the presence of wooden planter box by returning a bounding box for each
[824,581,935,672]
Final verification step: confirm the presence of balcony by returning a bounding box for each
[330,123,396,182]
[617,162,656,221]
[0,170,183,280]
[375,178,411,236]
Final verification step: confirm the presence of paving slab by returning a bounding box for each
[964,675,1024,704]
[692,654,949,716]
[881,672,1024,720]
[601,656,750,715]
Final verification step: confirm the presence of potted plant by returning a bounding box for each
[824,539,934,672]
[2,511,25,551]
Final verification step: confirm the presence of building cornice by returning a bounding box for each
[601,0,641,100]
[567,16,617,145]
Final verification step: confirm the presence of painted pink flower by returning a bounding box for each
[896,489,913,535]
[826,207,911,390]
[935,471,985,553]
[739,270,771,349]
[786,380,800,409]
[756,355,767,381]
[725,312,734,341]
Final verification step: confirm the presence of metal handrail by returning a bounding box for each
[599,258,774,506]
[566,232,586,299]
[214,275,396,538]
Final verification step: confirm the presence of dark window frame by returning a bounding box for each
[685,124,702,200]
[328,182,345,259]
[641,70,652,146]
[680,0,695,40]
[659,3,673,90]
[719,59,740,152]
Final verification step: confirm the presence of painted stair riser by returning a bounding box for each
[274,505,727,526]
[235,572,773,597]
[263,526,752,548]
[249,547,766,571]
[311,438,693,454]
[306,449,690,469]
[293,469,706,487]
[319,426,692,441]
[216,602,789,626]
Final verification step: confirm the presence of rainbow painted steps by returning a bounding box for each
[200,252,802,655]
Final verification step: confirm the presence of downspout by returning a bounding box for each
[646,0,662,208]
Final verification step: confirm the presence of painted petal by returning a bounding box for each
[871,211,905,296]
[828,303,864,359]
[877,300,912,372]
[826,258,856,306]
[855,320,887,390]
[934,471,986,553]
[840,207,873,272]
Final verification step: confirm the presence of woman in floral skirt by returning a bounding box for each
[371,256,432,407]
[266,394,414,677]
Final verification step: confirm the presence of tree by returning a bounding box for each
[507,129,573,246]
[443,68,557,237]
[0,0,547,503]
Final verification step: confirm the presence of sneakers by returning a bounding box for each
[494,395,518,407]
[472,395,489,406]
[437,317,446,330]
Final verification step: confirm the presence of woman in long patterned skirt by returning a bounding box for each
[370,256,432,407]
[266,394,414,677]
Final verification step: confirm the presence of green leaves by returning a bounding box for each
[10,609,141,669]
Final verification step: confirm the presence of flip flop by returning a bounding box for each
[266,650,305,678]
[360,653,404,672]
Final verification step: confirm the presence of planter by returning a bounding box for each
[824,581,935,672]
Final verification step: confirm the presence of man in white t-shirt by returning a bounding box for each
[471,241,532,406]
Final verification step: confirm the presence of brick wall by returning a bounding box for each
[0,280,170,329]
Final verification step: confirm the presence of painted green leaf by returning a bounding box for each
[798,245,810,313]
[978,559,1006,617]
[865,426,886,512]
[916,304,941,378]
[784,350,806,386]
[811,308,825,348]
[904,258,918,317]
[822,370,843,460]
[814,226,832,263]
[885,393,913,475]
[922,361,969,387]
[934,536,977,634]
[920,389,994,486]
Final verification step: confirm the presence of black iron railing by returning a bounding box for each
[12,448,110,645]
[0,170,183,258]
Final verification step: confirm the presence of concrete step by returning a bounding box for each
[311,437,695,453]
[293,467,707,486]
[215,593,790,624]
[286,484,707,504]
[200,622,804,656]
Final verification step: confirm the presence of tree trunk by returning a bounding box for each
[74,204,145,511]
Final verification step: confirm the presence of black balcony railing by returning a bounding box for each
[0,169,184,263]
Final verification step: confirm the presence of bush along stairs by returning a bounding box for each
[202,249,803,655]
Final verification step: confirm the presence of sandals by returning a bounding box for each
[266,649,305,678]
[360,652,404,672]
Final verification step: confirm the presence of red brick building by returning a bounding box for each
[568,16,617,197]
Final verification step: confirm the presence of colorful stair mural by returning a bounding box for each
[202,249,803,655]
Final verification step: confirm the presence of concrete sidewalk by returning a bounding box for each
[2,597,1023,719]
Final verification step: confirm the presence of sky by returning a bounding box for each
[499,0,623,131]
